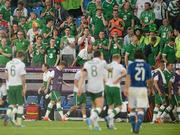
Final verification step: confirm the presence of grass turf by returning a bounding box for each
[0,120,179,135]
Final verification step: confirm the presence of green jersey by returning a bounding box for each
[14,39,29,52]
[0,7,11,22]
[94,38,109,60]
[102,0,116,20]
[158,25,173,43]
[0,45,12,66]
[45,47,59,67]
[42,26,51,44]
[86,1,97,17]
[69,23,77,37]
[117,0,137,8]
[110,38,123,56]
[118,9,134,30]
[163,69,173,93]
[125,43,139,61]
[41,7,56,21]
[32,44,46,66]
[140,10,155,25]
[163,44,176,63]
[146,43,160,66]
[92,15,105,37]
[55,37,61,49]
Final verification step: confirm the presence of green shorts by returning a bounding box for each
[105,85,122,106]
[87,91,103,102]
[73,92,86,106]
[155,92,166,105]
[170,94,180,106]
[8,85,24,105]
[50,91,61,101]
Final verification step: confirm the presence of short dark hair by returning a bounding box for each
[43,63,49,69]
[166,62,173,67]
[46,18,54,24]
[145,2,151,7]
[16,51,25,58]
[94,50,102,58]
[37,35,42,39]
[59,60,66,66]
[134,49,144,59]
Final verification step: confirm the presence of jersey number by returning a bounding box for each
[91,65,97,77]
[10,65,16,77]
[135,67,145,81]
[108,68,113,78]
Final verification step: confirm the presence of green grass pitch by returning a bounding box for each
[0,120,179,135]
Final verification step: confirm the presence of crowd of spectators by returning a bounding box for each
[0,0,179,68]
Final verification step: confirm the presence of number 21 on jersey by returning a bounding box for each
[135,67,145,81]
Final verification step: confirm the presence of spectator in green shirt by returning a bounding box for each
[86,0,98,18]
[13,30,30,65]
[0,37,12,67]
[102,0,116,21]
[45,38,60,67]
[91,7,107,38]
[29,35,46,67]
[162,38,176,64]
[93,31,109,62]
[140,2,155,30]
[158,19,173,46]
[42,18,54,45]
[0,0,11,22]
[109,31,123,60]
[40,0,55,22]
[119,1,134,31]
[125,35,139,68]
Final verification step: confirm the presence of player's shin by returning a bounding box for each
[90,108,101,126]
[17,106,24,126]
[90,107,101,122]
[45,102,53,117]
[157,105,166,120]
[12,107,17,124]
[56,102,64,118]
[6,105,14,118]
[129,111,136,132]
[177,106,180,121]
[152,106,159,122]
[81,105,87,120]
[109,107,121,119]
[135,111,144,129]
[160,105,172,119]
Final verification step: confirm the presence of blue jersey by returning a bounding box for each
[128,59,152,87]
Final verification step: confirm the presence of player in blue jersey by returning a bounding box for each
[125,50,153,134]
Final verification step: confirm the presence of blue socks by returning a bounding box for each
[129,112,136,132]
[134,111,144,133]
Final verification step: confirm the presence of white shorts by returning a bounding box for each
[128,87,149,109]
